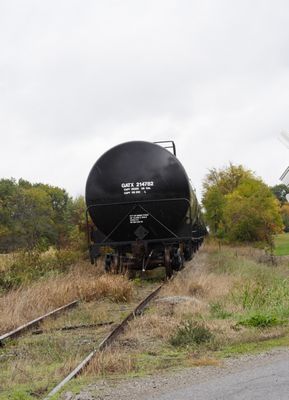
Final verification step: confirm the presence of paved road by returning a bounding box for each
[62,348,289,400]
[158,357,289,400]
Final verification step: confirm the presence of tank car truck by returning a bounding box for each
[85,141,207,277]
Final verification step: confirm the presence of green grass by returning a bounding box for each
[219,333,289,358]
[237,312,283,328]
[208,248,289,327]
[0,333,86,399]
[274,233,289,256]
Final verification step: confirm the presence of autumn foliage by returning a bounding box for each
[0,178,86,252]
[202,164,283,243]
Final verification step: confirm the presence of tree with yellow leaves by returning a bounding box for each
[202,164,283,244]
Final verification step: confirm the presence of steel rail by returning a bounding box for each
[44,285,163,399]
[32,321,114,335]
[0,300,79,346]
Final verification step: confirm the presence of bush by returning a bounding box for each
[170,321,213,347]
[238,312,282,328]
[0,248,82,291]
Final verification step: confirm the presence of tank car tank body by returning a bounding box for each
[85,140,207,277]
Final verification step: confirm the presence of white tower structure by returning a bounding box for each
[279,131,289,185]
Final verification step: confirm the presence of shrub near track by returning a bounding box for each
[170,321,213,347]
[0,248,82,291]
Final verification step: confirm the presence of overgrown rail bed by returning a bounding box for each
[0,266,163,400]
[2,244,289,400]
[44,285,162,399]
[0,261,133,335]
[0,300,79,345]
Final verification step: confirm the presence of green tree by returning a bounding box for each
[202,164,283,244]
[270,184,289,205]
[203,163,254,195]
[14,186,55,250]
[34,183,72,247]
[0,178,79,252]
[202,186,225,236]
[0,179,20,251]
[67,196,87,250]
[280,203,289,232]
[223,178,283,242]
[202,164,253,236]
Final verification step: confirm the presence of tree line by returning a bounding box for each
[0,167,288,254]
[0,178,86,253]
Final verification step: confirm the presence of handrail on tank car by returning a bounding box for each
[89,236,198,248]
[85,197,192,246]
[153,140,176,156]
[86,197,191,209]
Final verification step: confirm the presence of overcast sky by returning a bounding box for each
[1,0,289,199]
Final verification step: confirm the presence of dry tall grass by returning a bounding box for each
[0,253,16,272]
[123,313,180,345]
[0,262,133,334]
[163,248,236,306]
[85,347,136,376]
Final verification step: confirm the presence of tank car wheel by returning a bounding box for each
[127,268,137,279]
[184,242,193,261]
[111,253,120,274]
[164,246,173,279]
[178,252,185,270]
[104,254,113,272]
[118,255,123,273]
[117,255,129,276]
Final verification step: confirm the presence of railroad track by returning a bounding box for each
[0,300,79,346]
[0,281,165,399]
[44,284,162,399]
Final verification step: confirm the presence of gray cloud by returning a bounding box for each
[1,0,289,198]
